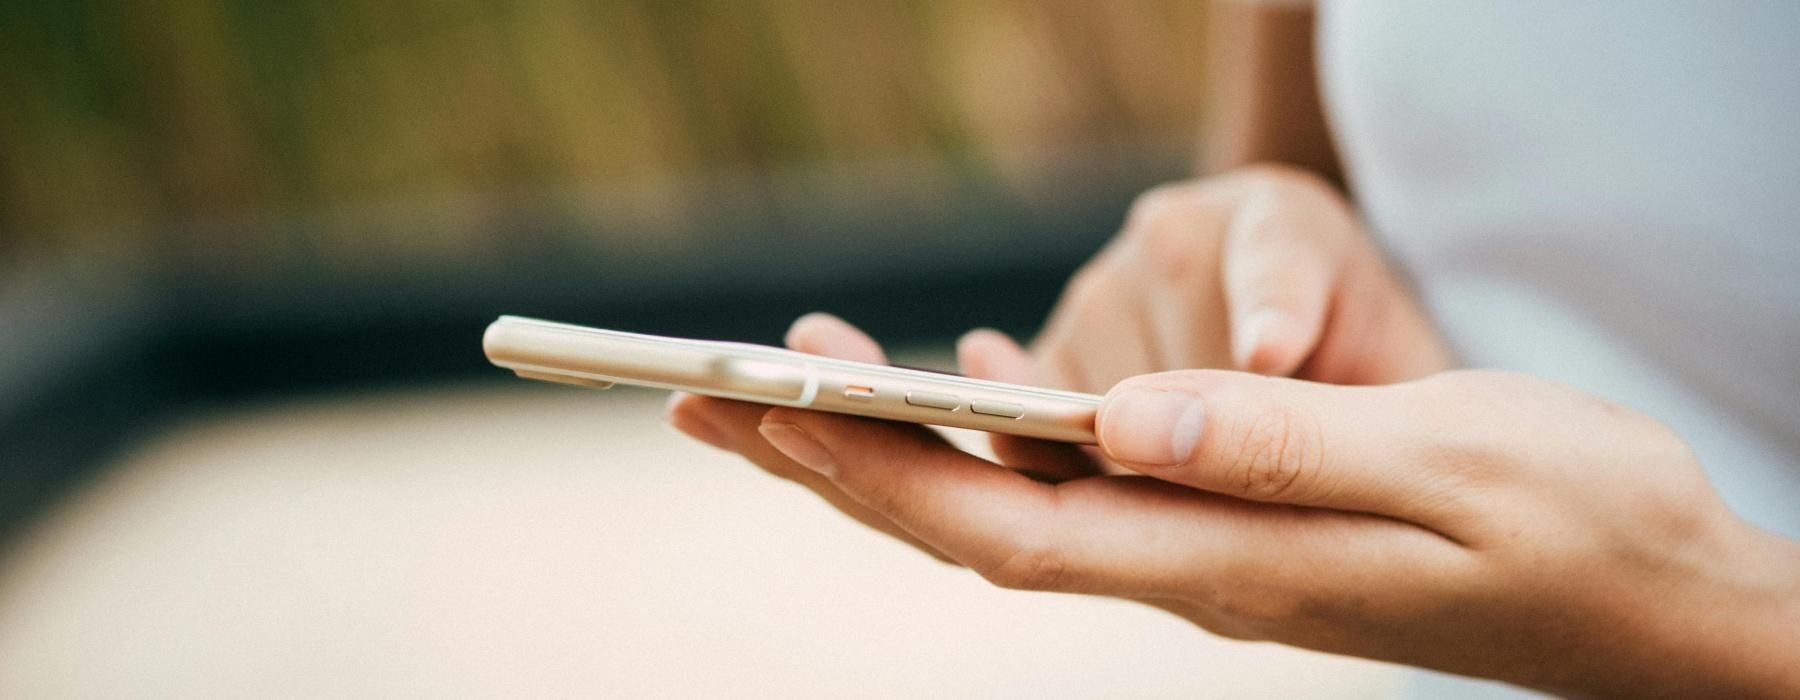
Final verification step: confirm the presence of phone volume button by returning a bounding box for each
[904,391,960,410]
[970,400,1024,419]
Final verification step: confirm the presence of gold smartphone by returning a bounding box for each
[483,316,1100,443]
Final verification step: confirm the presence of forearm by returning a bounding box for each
[1200,0,1342,186]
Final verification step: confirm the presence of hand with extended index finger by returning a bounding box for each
[1007,163,1452,396]
[951,164,1453,478]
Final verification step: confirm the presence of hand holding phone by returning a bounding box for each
[483,316,1100,443]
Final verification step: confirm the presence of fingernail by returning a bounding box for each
[759,422,837,477]
[664,393,732,451]
[1103,388,1205,467]
[1233,309,1284,370]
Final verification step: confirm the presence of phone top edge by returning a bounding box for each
[487,315,1103,405]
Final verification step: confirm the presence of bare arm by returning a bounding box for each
[1201,1,1342,187]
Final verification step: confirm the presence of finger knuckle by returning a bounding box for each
[1125,185,1200,241]
[1059,260,1110,309]
[1613,418,1717,536]
[1639,421,1695,463]
[1221,406,1323,502]
[1124,183,1188,231]
[1134,208,1217,286]
[1237,162,1335,200]
[978,542,1068,592]
[1142,227,1214,284]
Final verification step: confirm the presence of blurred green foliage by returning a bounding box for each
[0,1,1207,265]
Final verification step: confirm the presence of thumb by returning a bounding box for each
[1096,370,1460,526]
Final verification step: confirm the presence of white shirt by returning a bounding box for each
[1317,2,1800,696]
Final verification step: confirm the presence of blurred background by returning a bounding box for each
[0,1,1399,696]
[0,0,1211,522]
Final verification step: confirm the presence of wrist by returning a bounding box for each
[1713,527,1800,696]
[1578,520,1800,699]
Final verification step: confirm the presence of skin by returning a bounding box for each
[1201,0,1343,183]
[667,173,1800,698]
[667,2,1800,696]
